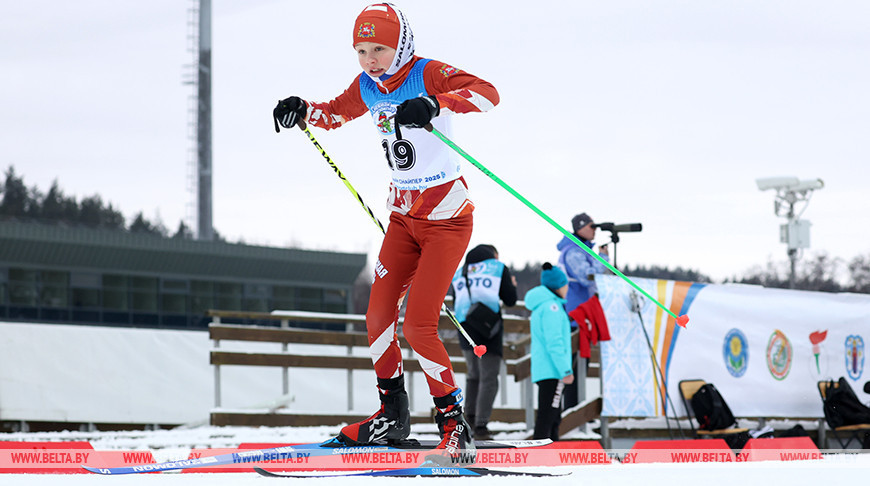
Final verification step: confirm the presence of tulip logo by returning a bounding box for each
[809,330,828,375]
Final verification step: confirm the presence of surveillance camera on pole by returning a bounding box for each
[755,176,824,289]
[755,177,800,191]
[790,178,825,193]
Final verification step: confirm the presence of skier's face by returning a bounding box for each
[355,42,396,78]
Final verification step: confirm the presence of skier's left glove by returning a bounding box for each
[273,96,307,132]
[395,95,439,128]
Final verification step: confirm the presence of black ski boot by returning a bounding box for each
[336,375,411,446]
[424,389,477,466]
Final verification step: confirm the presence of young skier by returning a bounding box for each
[525,263,575,441]
[272,3,498,464]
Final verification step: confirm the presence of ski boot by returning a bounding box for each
[424,389,477,466]
[335,375,411,446]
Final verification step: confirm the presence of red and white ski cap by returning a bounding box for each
[353,3,415,76]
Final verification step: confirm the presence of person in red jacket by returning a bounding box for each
[273,3,498,464]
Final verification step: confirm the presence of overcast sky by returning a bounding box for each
[2,0,868,282]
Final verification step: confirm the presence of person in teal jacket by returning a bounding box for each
[525,262,575,441]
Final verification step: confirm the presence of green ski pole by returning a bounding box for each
[425,124,689,328]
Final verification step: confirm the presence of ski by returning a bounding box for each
[254,466,569,478]
[81,438,552,475]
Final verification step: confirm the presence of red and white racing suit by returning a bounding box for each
[302,55,498,397]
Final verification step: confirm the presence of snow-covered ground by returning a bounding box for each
[2,425,868,485]
[5,460,869,486]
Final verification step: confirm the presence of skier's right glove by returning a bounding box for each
[273,96,307,132]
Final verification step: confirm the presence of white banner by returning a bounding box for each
[598,275,870,418]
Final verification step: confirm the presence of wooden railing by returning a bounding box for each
[207,309,601,434]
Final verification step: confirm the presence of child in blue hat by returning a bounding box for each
[524,262,575,440]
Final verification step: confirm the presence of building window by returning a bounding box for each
[272,285,296,311]
[102,274,128,311]
[323,288,348,313]
[191,280,214,314]
[297,287,323,312]
[243,283,269,312]
[39,271,69,308]
[8,268,38,306]
[69,271,99,308]
[0,268,6,305]
[161,279,189,293]
[160,279,189,314]
[0,260,355,326]
[70,272,100,288]
[130,276,158,312]
[72,288,100,309]
[161,294,188,314]
[216,282,242,311]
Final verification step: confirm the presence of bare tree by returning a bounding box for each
[847,254,870,293]
[732,252,845,292]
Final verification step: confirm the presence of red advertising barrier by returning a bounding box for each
[627,439,736,464]
[244,442,420,472]
[0,441,157,474]
[531,440,612,466]
[1,440,617,474]
[0,441,94,474]
[741,437,822,462]
[181,447,249,473]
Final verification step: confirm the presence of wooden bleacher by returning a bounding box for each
[207,308,601,435]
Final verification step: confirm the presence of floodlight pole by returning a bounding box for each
[196,0,213,241]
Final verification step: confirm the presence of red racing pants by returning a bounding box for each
[366,211,473,398]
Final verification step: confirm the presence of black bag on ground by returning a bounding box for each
[464,302,502,344]
[778,424,809,438]
[691,383,737,431]
[722,430,750,450]
[823,377,870,428]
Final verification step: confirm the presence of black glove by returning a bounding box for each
[273,96,307,132]
[395,95,439,128]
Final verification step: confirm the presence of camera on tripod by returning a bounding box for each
[593,222,643,233]
[591,222,643,268]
